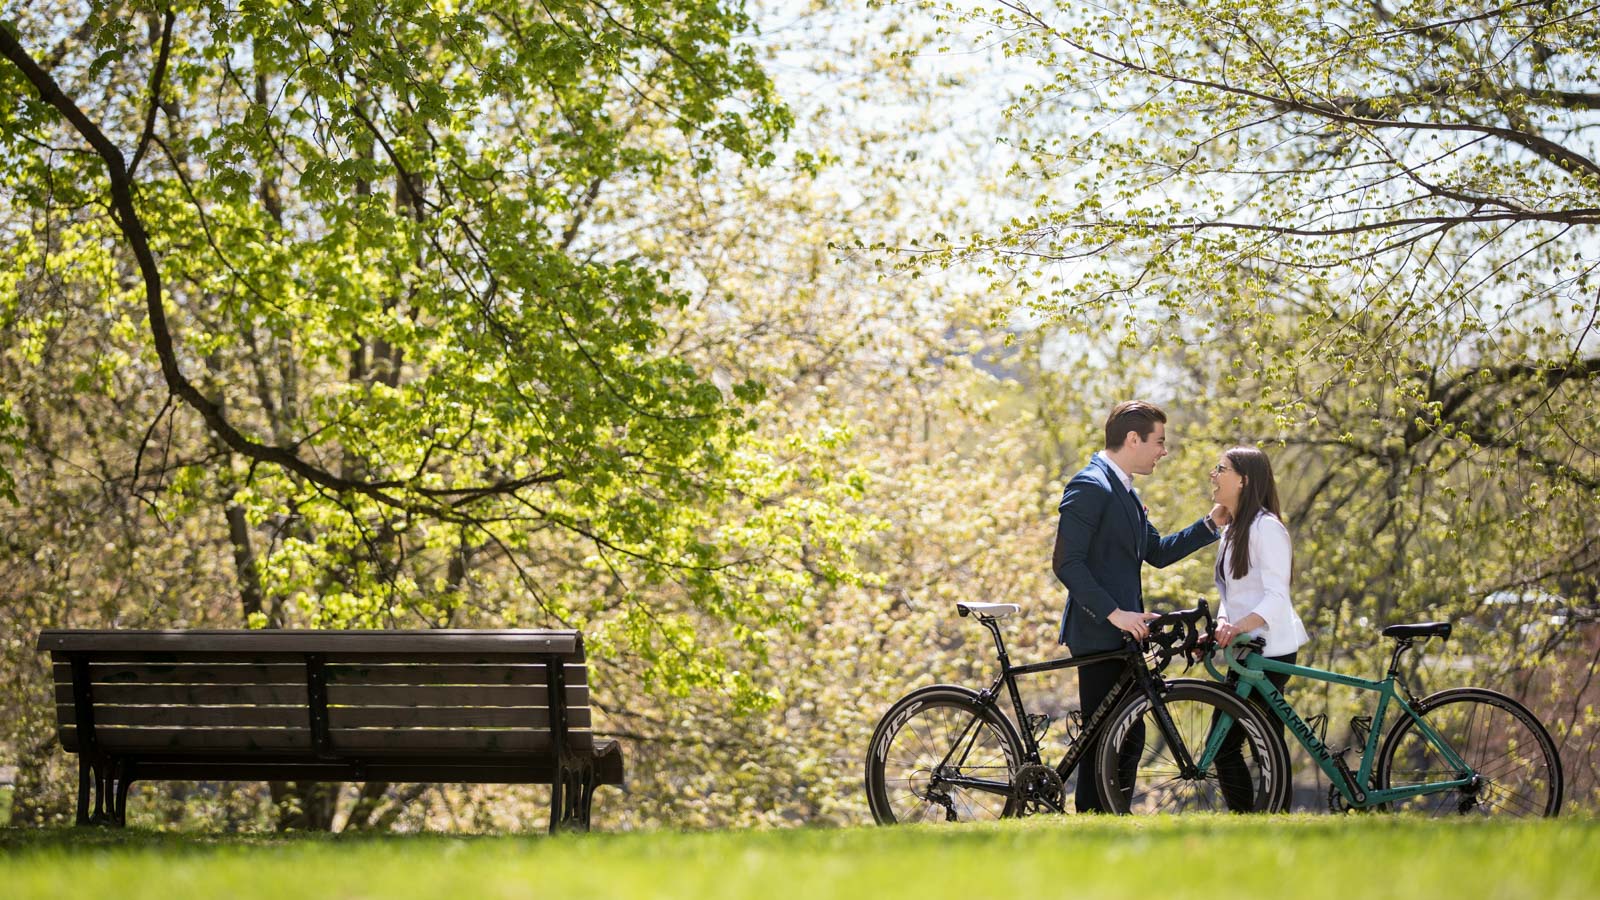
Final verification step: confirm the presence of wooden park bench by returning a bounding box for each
[37,629,623,831]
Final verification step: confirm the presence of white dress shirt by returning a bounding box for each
[1096,451,1132,492]
[1214,511,1309,657]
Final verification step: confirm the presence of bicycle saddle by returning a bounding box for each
[956,602,1020,618]
[1381,621,1452,640]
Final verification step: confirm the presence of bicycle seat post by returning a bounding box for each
[980,617,1011,674]
[1386,637,1413,679]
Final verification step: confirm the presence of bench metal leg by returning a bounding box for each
[548,759,598,833]
[113,766,132,826]
[76,757,91,826]
[77,756,131,827]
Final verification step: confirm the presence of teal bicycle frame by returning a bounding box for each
[1201,642,1475,808]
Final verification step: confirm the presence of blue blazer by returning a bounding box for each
[1052,455,1218,653]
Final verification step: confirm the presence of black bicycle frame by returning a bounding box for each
[929,616,1198,799]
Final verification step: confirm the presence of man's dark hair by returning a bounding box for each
[1104,401,1168,449]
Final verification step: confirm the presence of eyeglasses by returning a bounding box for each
[1210,463,1233,475]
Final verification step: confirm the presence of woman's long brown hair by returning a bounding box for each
[1223,446,1283,581]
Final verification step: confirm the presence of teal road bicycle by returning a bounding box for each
[1202,621,1564,816]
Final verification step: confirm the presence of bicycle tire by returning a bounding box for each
[864,685,1025,824]
[1374,687,1563,817]
[1094,680,1290,814]
[1168,677,1297,812]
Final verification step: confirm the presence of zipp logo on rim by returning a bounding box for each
[875,701,924,762]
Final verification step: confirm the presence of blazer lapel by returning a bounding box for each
[1094,456,1144,543]
[1131,487,1148,558]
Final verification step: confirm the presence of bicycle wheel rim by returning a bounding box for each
[867,693,1020,824]
[1378,690,1562,818]
[1097,683,1285,814]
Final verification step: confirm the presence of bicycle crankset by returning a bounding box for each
[1014,764,1066,815]
[1327,782,1352,813]
[1327,783,1379,813]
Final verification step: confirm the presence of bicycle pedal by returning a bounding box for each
[1330,747,1368,805]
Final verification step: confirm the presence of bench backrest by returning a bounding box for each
[38,630,592,758]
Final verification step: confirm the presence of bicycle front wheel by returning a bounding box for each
[1095,681,1289,814]
[865,685,1024,824]
[1375,687,1563,817]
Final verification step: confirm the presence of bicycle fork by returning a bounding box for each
[1097,669,1206,780]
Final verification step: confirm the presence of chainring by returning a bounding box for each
[1327,782,1352,813]
[1014,764,1066,815]
[1328,782,1378,813]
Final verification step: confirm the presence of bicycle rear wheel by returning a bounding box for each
[865,686,1024,824]
[1094,681,1289,814]
[1375,687,1563,817]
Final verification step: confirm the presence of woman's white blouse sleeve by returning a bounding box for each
[1251,517,1294,635]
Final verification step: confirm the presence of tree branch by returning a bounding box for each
[126,7,175,180]
[0,27,567,512]
[1005,1,1600,183]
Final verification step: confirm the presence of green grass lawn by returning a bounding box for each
[2,815,1596,899]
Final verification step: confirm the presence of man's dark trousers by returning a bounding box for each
[1075,656,1143,813]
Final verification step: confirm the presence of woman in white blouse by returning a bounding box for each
[1208,445,1310,811]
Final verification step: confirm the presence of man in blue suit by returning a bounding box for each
[1052,400,1227,812]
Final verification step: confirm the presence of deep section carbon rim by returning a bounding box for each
[1096,682,1288,814]
[865,689,1022,824]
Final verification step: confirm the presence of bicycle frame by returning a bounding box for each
[928,616,1201,801]
[1205,645,1475,808]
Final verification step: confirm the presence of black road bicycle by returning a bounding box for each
[865,600,1288,823]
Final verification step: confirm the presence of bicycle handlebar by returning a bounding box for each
[1133,599,1216,672]
[1201,634,1268,682]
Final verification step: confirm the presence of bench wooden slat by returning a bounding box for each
[55,683,309,706]
[54,652,312,665]
[62,724,598,754]
[328,729,593,752]
[322,652,579,665]
[125,751,624,786]
[61,726,312,752]
[324,663,587,686]
[53,652,575,665]
[57,704,307,728]
[38,630,581,657]
[54,663,590,689]
[54,663,306,686]
[326,684,588,708]
[327,706,591,729]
